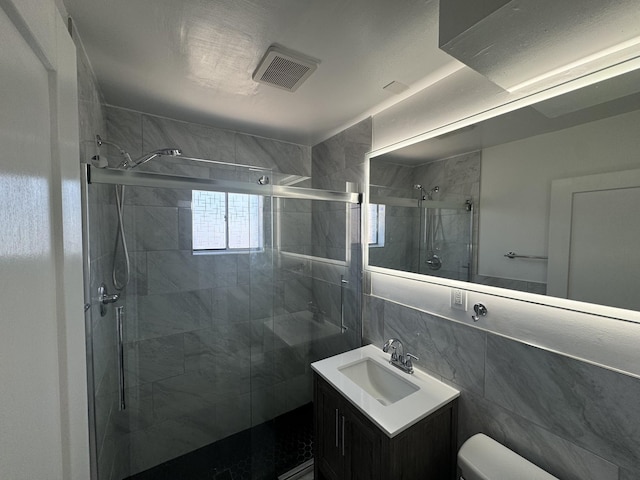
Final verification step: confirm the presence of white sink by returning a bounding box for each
[311,344,460,437]
[338,358,419,406]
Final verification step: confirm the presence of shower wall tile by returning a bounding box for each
[142,114,235,163]
[384,301,486,395]
[485,335,640,471]
[214,392,252,439]
[127,412,222,476]
[146,250,238,294]
[458,391,619,480]
[363,295,385,345]
[124,185,191,208]
[105,106,143,160]
[310,279,341,325]
[124,334,184,387]
[283,273,313,313]
[211,284,251,323]
[111,382,155,434]
[178,207,192,250]
[124,289,212,342]
[235,134,311,176]
[152,372,221,421]
[621,466,640,480]
[125,205,179,252]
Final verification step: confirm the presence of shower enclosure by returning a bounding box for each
[83,154,362,480]
[369,184,473,281]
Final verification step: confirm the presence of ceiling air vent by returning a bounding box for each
[253,46,319,92]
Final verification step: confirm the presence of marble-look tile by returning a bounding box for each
[124,334,184,387]
[126,412,222,475]
[363,295,385,346]
[178,208,192,250]
[444,150,481,188]
[485,335,640,471]
[621,466,640,480]
[146,250,237,294]
[458,390,619,480]
[310,260,344,285]
[105,106,143,160]
[370,162,415,191]
[111,383,155,434]
[124,184,191,208]
[211,284,250,323]
[279,211,312,251]
[236,134,311,176]
[310,279,341,325]
[284,273,313,314]
[124,289,211,342]
[214,392,252,439]
[152,372,220,421]
[124,205,179,252]
[383,302,486,394]
[76,44,102,104]
[142,114,235,163]
[312,135,345,179]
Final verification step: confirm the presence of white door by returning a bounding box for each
[547,168,640,310]
[0,2,89,479]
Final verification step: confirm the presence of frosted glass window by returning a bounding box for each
[192,190,263,251]
[368,203,385,247]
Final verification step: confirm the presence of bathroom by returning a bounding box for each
[2,1,640,480]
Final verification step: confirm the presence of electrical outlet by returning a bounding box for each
[451,288,467,311]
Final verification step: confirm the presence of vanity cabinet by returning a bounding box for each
[314,373,458,480]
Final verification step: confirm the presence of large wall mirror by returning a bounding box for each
[367,65,640,313]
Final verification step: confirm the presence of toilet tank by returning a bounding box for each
[458,434,558,480]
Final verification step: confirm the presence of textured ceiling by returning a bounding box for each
[63,0,459,145]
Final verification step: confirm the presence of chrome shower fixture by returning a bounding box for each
[95,134,182,169]
[413,184,440,201]
[118,148,182,169]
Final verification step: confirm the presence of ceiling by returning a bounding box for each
[63,0,460,145]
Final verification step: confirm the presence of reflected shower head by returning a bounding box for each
[119,148,182,169]
[414,184,428,200]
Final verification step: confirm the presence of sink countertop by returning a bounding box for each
[311,344,460,437]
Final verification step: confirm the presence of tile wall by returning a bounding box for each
[363,295,640,479]
[83,107,367,478]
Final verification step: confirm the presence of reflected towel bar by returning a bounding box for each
[504,251,548,260]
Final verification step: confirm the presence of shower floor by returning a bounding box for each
[126,403,314,480]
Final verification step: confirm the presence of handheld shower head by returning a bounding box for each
[119,148,182,169]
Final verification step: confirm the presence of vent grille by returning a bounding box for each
[253,46,318,92]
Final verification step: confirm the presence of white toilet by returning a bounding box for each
[458,434,558,480]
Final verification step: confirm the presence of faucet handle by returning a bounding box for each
[404,353,419,372]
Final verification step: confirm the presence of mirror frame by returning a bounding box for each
[364,57,640,325]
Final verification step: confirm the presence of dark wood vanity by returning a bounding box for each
[313,373,458,480]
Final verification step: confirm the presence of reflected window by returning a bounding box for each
[368,203,385,247]
[192,190,263,251]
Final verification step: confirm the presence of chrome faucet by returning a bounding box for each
[382,338,419,374]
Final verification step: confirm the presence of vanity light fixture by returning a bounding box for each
[507,34,640,93]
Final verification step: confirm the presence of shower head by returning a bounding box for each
[414,184,428,200]
[119,148,182,169]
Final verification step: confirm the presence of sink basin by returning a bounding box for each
[338,358,419,406]
[311,344,460,437]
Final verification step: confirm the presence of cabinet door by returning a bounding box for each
[344,403,382,480]
[316,378,344,480]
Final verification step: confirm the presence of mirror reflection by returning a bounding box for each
[368,67,640,312]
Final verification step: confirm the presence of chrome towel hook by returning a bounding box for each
[472,303,487,322]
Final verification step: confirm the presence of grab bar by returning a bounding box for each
[504,251,548,260]
[115,306,126,411]
[340,275,348,333]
